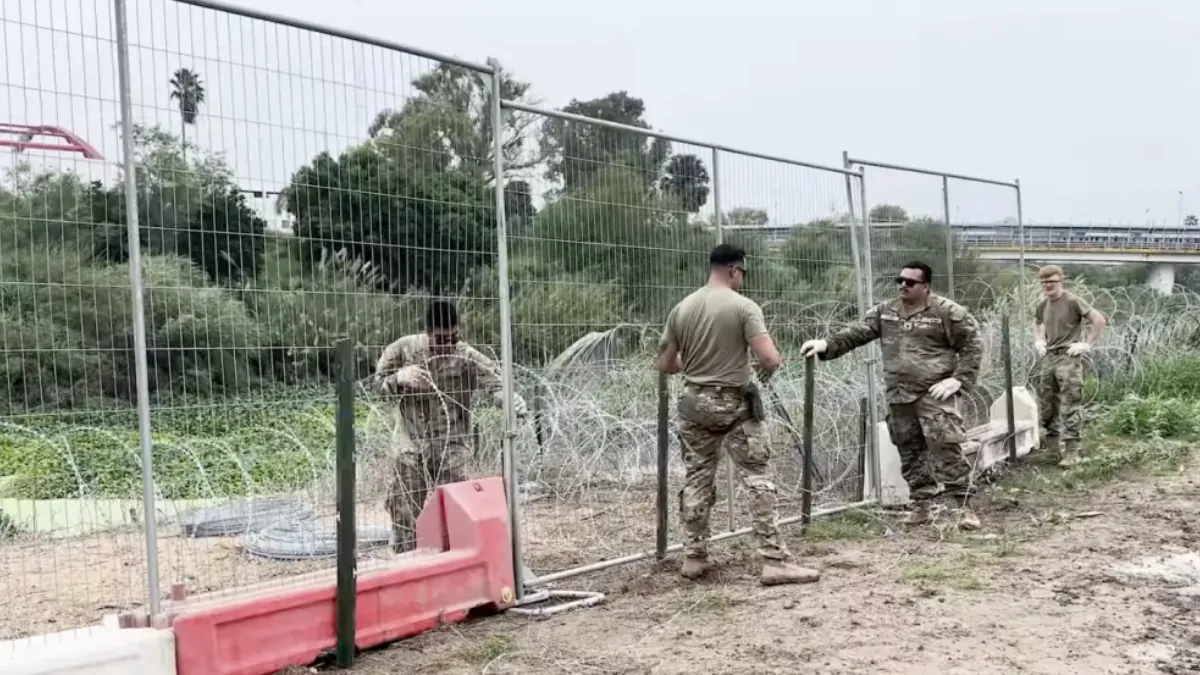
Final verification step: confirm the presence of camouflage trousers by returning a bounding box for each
[1037,350,1084,443]
[676,383,790,562]
[886,393,974,502]
[384,426,470,553]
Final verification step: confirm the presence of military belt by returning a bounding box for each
[683,382,747,397]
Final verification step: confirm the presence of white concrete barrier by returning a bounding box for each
[1,626,175,675]
[864,387,1040,506]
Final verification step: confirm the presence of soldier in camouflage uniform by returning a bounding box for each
[375,300,527,552]
[658,243,821,586]
[801,261,984,529]
[1032,265,1106,467]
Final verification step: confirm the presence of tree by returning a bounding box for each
[725,208,770,226]
[366,63,540,181]
[503,179,537,234]
[539,91,671,193]
[659,154,710,214]
[869,204,908,223]
[1185,214,1198,227]
[91,124,265,285]
[282,139,496,295]
[169,68,205,160]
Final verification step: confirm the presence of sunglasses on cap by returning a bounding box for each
[895,277,925,288]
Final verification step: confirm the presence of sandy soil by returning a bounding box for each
[339,455,1200,675]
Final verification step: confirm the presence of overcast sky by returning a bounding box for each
[3,0,1197,226]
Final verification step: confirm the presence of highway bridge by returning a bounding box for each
[722,222,1200,294]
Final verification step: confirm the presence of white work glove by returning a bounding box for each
[928,377,962,401]
[799,339,828,359]
[494,391,528,419]
[383,365,431,396]
[1066,342,1091,357]
[1034,340,1047,357]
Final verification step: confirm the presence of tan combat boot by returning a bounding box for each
[954,506,981,531]
[1039,436,1061,464]
[900,500,933,526]
[1057,440,1082,468]
[760,560,821,586]
[680,557,714,580]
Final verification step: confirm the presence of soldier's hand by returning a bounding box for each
[928,377,962,401]
[1034,340,1047,357]
[511,396,529,419]
[1066,342,1091,357]
[384,365,432,395]
[799,339,827,359]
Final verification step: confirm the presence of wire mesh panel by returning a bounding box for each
[94,0,499,621]
[855,161,1024,433]
[715,150,869,516]
[0,0,150,641]
[945,176,1025,309]
[502,104,720,579]
[851,166,958,302]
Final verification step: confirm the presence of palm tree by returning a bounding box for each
[169,68,205,160]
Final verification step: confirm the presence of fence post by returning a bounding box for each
[656,373,669,560]
[846,155,883,504]
[942,174,954,299]
[1015,178,1027,308]
[334,338,357,668]
[113,0,161,620]
[710,148,736,533]
[800,356,815,530]
[843,159,867,316]
[1002,314,1018,463]
[488,59,523,600]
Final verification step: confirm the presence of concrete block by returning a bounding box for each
[1,626,176,675]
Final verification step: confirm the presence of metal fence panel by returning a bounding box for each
[849,156,1025,432]
[0,0,149,641]
[714,150,871,513]
[502,106,721,582]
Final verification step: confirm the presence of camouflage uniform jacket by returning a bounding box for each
[374,334,517,440]
[821,294,983,405]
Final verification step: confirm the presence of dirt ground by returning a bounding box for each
[337,453,1200,675]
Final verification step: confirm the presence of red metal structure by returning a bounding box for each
[0,122,104,160]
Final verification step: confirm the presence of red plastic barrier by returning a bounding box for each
[172,477,516,675]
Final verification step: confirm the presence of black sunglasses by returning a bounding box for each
[431,332,460,345]
[895,277,925,288]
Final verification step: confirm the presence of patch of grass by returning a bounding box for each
[1088,353,1200,404]
[1008,437,1192,495]
[0,510,20,538]
[899,557,983,591]
[806,508,884,541]
[1100,394,1200,438]
[458,633,516,665]
[0,400,392,499]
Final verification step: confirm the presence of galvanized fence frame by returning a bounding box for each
[843,152,1026,301]
[498,97,880,596]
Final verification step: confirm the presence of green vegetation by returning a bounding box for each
[3,62,1200,503]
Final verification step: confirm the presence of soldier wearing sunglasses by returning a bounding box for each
[800,262,983,530]
[375,300,529,553]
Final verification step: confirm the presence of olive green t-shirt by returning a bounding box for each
[660,286,768,387]
[1034,291,1095,349]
